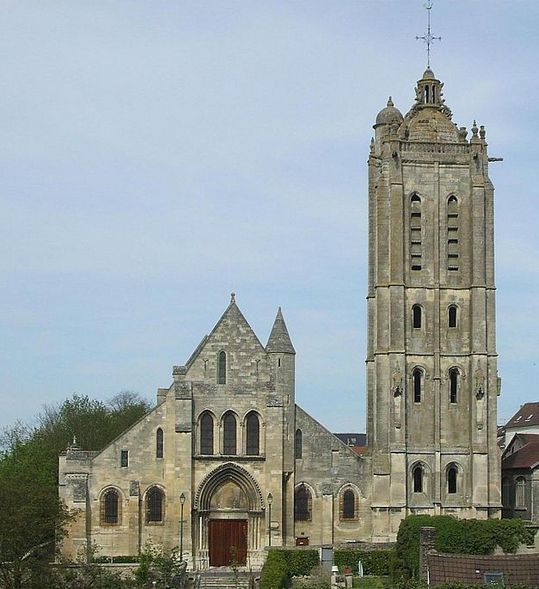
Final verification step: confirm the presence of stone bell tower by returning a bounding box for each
[366,69,501,540]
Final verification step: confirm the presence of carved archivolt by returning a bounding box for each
[194,462,265,513]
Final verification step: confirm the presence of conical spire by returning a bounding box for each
[266,307,295,354]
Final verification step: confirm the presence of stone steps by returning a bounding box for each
[199,570,259,589]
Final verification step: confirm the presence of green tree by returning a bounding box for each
[0,392,150,588]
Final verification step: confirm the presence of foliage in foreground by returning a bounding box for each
[392,515,537,580]
[0,392,150,589]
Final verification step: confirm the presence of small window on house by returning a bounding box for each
[120,450,128,467]
[447,465,458,494]
[412,465,423,493]
[101,489,120,525]
[146,486,165,523]
[294,484,312,521]
[295,429,303,459]
[448,305,458,328]
[342,489,356,520]
[412,305,422,329]
[223,412,237,455]
[200,412,214,455]
[246,412,260,456]
[515,477,526,508]
[449,368,459,403]
[218,351,226,384]
[156,428,164,459]
[413,368,422,403]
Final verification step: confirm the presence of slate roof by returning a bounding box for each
[266,307,295,354]
[334,433,367,447]
[506,402,539,428]
[428,552,539,587]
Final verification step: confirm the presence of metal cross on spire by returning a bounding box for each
[416,0,441,68]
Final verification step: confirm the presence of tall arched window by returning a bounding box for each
[156,428,164,459]
[146,486,165,523]
[447,464,458,494]
[342,489,356,520]
[223,412,237,455]
[246,412,260,456]
[295,429,303,459]
[448,305,458,328]
[449,368,459,404]
[200,412,214,455]
[412,465,423,493]
[515,477,526,508]
[410,194,422,271]
[413,368,422,403]
[218,351,227,384]
[294,484,312,521]
[447,196,460,272]
[412,305,422,329]
[101,489,120,525]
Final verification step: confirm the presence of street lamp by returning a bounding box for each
[179,492,186,561]
[267,493,273,547]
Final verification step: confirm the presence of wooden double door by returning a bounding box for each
[208,519,247,567]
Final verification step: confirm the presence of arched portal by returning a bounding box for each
[194,463,265,568]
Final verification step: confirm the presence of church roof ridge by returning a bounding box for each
[266,307,295,354]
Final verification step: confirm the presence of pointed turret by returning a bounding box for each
[266,307,295,354]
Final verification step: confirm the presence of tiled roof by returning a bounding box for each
[428,552,539,587]
[506,402,539,428]
[503,440,539,470]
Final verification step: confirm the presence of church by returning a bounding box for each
[59,67,502,569]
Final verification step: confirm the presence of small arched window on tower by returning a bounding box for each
[413,368,423,403]
[448,305,458,328]
[412,305,422,329]
[156,428,164,459]
[295,429,303,459]
[200,412,214,455]
[218,351,227,384]
[447,196,460,272]
[412,464,423,493]
[146,486,165,523]
[447,464,458,494]
[294,484,312,521]
[246,412,260,456]
[223,412,237,455]
[449,368,459,404]
[410,194,422,271]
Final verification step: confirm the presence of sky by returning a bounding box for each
[1,1,539,434]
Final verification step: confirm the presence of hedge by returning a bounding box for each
[260,550,291,589]
[260,550,320,589]
[334,549,393,576]
[393,515,537,580]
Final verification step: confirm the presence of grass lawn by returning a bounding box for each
[352,576,390,589]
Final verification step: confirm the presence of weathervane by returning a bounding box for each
[416,0,441,68]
